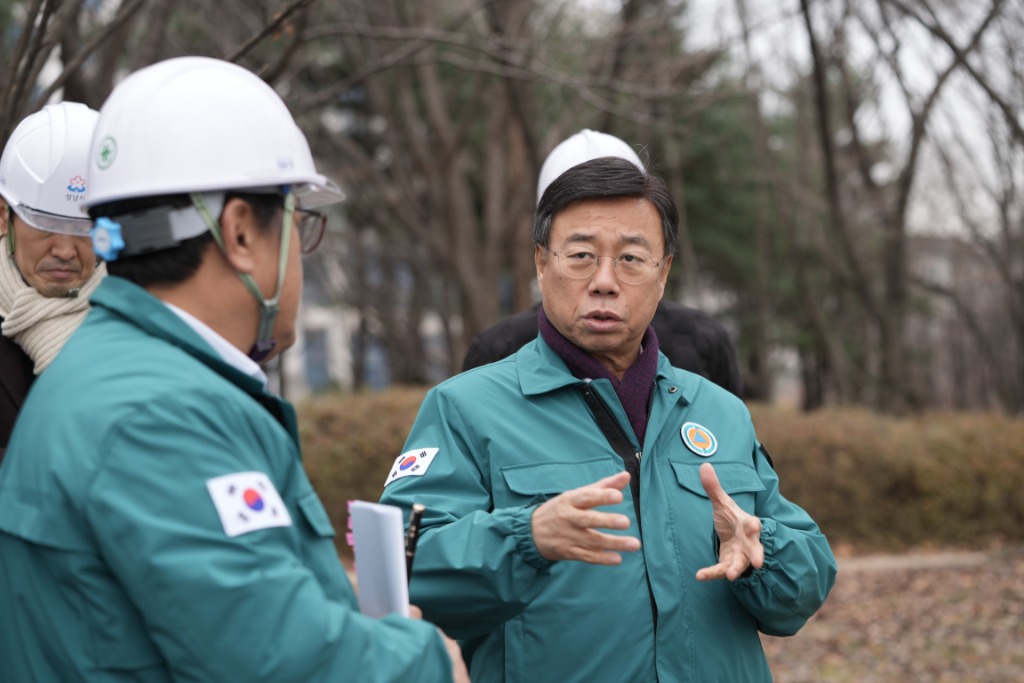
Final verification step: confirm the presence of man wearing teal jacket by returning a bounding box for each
[381,152,836,682]
[0,57,466,683]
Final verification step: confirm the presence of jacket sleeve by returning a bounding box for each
[86,396,454,683]
[728,442,838,636]
[380,386,556,640]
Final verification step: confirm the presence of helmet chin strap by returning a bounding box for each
[4,208,15,257]
[191,189,295,363]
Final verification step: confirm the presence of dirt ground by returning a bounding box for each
[760,544,1024,682]
[346,545,1023,681]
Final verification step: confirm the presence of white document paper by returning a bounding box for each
[349,500,410,618]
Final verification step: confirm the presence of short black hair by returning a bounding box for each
[88,191,283,288]
[533,156,679,258]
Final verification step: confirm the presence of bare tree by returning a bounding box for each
[10,0,1018,409]
[795,0,1010,412]
[0,0,151,139]
[290,0,720,381]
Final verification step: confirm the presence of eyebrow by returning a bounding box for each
[562,232,655,250]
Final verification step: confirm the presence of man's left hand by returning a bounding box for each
[695,462,764,582]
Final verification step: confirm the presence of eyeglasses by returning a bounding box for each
[295,208,327,254]
[548,247,663,285]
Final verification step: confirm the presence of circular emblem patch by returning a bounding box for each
[681,421,718,457]
[97,136,117,169]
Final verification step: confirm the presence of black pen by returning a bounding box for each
[405,503,426,585]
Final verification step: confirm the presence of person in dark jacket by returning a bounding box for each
[462,129,742,397]
[0,102,103,464]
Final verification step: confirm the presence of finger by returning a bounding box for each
[697,558,750,582]
[551,522,641,552]
[568,533,641,564]
[559,528,641,560]
[571,485,625,511]
[584,528,642,553]
[695,562,727,582]
[747,537,765,570]
[561,471,632,511]
[577,510,633,532]
[698,463,729,505]
[573,549,626,566]
[594,470,632,490]
[724,554,751,581]
[738,516,764,568]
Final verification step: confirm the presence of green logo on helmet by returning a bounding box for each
[97,137,117,169]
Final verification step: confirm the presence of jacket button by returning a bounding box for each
[668,386,678,394]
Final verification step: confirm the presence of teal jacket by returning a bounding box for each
[0,277,452,683]
[380,338,837,682]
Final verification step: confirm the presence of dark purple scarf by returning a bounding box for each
[538,306,659,446]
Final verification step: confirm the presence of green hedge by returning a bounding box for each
[298,388,1024,559]
[748,404,1024,552]
[299,387,428,560]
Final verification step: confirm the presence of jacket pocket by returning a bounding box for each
[498,457,620,507]
[296,491,336,538]
[669,461,765,512]
[294,490,356,603]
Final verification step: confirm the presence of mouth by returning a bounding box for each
[44,269,81,280]
[582,311,624,332]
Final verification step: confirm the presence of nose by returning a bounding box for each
[49,234,79,261]
[589,255,620,293]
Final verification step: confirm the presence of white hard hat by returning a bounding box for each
[0,102,99,235]
[85,56,343,210]
[536,129,645,205]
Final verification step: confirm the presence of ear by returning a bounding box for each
[659,254,674,284]
[656,254,674,295]
[217,198,259,274]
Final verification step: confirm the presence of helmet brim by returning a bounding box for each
[294,177,345,209]
[11,204,93,236]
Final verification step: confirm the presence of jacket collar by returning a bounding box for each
[515,333,697,406]
[90,276,267,397]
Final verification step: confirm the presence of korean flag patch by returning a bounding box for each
[385,447,439,486]
[206,471,293,537]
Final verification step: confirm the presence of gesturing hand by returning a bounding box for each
[695,463,764,582]
[531,471,641,565]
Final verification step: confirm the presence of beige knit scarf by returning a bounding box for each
[0,246,106,374]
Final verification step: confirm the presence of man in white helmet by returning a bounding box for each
[463,129,743,398]
[0,102,104,463]
[0,57,467,683]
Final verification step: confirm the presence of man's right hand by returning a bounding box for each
[531,471,641,564]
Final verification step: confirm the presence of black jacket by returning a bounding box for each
[462,301,743,397]
[0,321,35,466]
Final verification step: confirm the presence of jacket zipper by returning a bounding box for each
[584,381,661,646]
